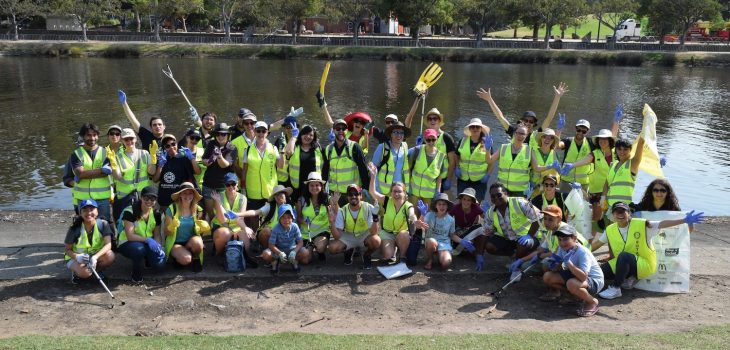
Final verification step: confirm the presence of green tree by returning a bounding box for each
[647,0,722,45]
[384,0,452,41]
[324,0,378,45]
[0,0,44,40]
[172,0,204,32]
[519,0,585,48]
[270,0,321,44]
[125,0,150,32]
[453,0,507,43]
[590,0,639,42]
[53,0,121,41]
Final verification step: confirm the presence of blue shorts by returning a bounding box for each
[558,269,600,295]
[427,237,452,252]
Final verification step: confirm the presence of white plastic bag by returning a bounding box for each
[634,211,690,293]
[564,188,592,240]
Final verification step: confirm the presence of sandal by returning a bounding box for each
[538,293,560,302]
[578,305,599,317]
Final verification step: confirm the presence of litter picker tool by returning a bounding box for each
[483,262,538,314]
[413,63,443,134]
[316,61,331,108]
[162,65,193,109]
[88,264,125,309]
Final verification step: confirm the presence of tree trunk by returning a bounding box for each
[154,20,161,42]
[597,20,601,43]
[476,25,483,43]
[82,23,88,41]
[135,10,141,32]
[224,19,231,42]
[532,23,538,41]
[513,26,517,38]
[12,13,18,41]
[679,23,688,47]
[353,20,360,45]
[291,19,298,45]
[544,23,551,49]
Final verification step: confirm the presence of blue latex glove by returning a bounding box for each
[291,126,299,138]
[659,155,667,168]
[157,151,168,168]
[684,210,705,225]
[283,116,297,125]
[556,113,566,130]
[454,167,462,178]
[570,182,582,191]
[460,239,475,253]
[561,163,575,175]
[517,235,534,247]
[146,238,163,255]
[482,134,493,150]
[181,147,194,161]
[523,183,533,197]
[480,201,490,213]
[614,104,623,123]
[475,255,485,271]
[510,259,524,272]
[417,200,429,217]
[101,164,112,175]
[479,174,490,184]
[415,135,423,146]
[546,255,562,270]
[328,129,335,143]
[550,160,561,172]
[117,90,126,104]
[224,210,237,220]
[442,179,452,191]
[529,254,540,265]
[189,106,199,122]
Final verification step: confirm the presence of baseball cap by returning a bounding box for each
[384,114,399,122]
[555,222,578,237]
[424,128,438,139]
[121,128,136,139]
[254,121,268,130]
[79,199,98,208]
[238,108,257,121]
[611,202,630,213]
[576,119,591,129]
[541,204,563,218]
[141,185,158,198]
[346,184,362,194]
[224,172,238,184]
[185,128,202,138]
[107,125,122,134]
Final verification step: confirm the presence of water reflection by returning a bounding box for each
[0,58,728,214]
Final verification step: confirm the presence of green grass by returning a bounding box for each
[490,15,615,39]
[2,324,730,349]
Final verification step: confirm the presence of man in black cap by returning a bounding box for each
[231,107,256,140]
[201,123,237,219]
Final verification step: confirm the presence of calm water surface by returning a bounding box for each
[0,57,728,214]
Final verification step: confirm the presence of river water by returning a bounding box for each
[0,57,728,214]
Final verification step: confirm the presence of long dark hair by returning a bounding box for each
[303,183,329,207]
[295,125,320,149]
[636,179,681,211]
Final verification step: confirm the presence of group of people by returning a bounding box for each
[63,82,704,317]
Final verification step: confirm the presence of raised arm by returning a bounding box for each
[404,95,423,129]
[322,104,335,127]
[541,82,569,130]
[630,136,645,175]
[366,162,386,205]
[476,88,510,131]
[118,90,141,133]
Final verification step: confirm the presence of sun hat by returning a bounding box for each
[106,125,122,135]
[541,204,563,218]
[171,182,202,202]
[385,121,412,138]
[213,123,232,135]
[457,188,478,202]
[537,128,559,149]
[576,119,591,129]
[121,128,136,139]
[344,112,372,131]
[462,118,490,137]
[592,129,616,145]
[269,185,293,201]
[278,204,296,220]
[430,193,454,212]
[304,172,326,185]
[425,108,445,127]
[79,199,98,208]
[140,185,158,198]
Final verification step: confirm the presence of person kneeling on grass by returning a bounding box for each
[415,193,456,270]
[261,204,307,274]
[592,201,705,300]
[542,225,604,317]
[65,199,116,284]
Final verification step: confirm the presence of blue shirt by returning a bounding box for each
[269,222,302,250]
[371,142,406,184]
[424,212,455,242]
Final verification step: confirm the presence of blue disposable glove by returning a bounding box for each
[684,210,705,225]
[659,155,667,168]
[479,174,490,184]
[546,255,562,270]
[480,201,490,214]
[460,239,476,253]
[101,164,112,175]
[224,210,237,220]
[561,163,575,175]
[454,167,462,178]
[509,259,523,272]
[417,200,429,217]
[529,254,540,265]
[475,255,485,272]
[117,90,126,104]
[517,235,534,247]
[291,126,299,138]
[157,151,168,168]
[523,183,533,197]
[146,238,163,255]
[415,135,423,146]
[328,129,335,143]
[570,182,582,191]
[614,104,624,123]
[181,146,194,161]
[556,113,566,130]
[482,134,493,150]
[549,160,561,172]
[74,175,80,184]
[189,106,199,122]
[442,179,452,191]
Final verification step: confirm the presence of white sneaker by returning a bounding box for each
[510,270,522,282]
[598,285,622,299]
[621,277,638,290]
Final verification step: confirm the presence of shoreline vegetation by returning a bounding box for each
[1,41,730,67]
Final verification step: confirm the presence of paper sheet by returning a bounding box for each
[377,262,413,279]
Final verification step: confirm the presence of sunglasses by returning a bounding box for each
[543,183,556,188]
[123,138,135,142]
[427,116,440,121]
[243,121,255,125]
[255,129,267,134]
[164,142,176,149]
[425,138,437,143]
[142,195,157,202]
[334,127,346,132]
[652,188,667,193]
[392,131,404,136]
[490,192,504,199]
[225,183,237,188]
[108,132,121,136]
[469,125,482,129]
[521,119,537,124]
[347,192,359,197]
[385,120,396,125]
[576,128,589,134]
[188,136,201,141]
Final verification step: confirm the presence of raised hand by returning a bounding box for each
[117,90,126,104]
[556,113,566,130]
[415,135,423,147]
[189,106,199,122]
[476,88,492,102]
[328,129,335,143]
[684,210,705,225]
[614,104,624,123]
[659,155,667,168]
[482,134,493,150]
[553,82,569,96]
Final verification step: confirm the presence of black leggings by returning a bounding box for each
[600,252,637,288]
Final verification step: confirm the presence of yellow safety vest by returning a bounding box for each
[342,203,373,237]
[457,138,488,182]
[410,146,446,199]
[345,130,368,156]
[588,148,613,194]
[497,143,532,193]
[163,203,204,263]
[545,230,590,253]
[606,218,656,279]
[435,132,448,155]
[72,147,111,200]
[301,199,330,239]
[532,149,559,184]
[193,147,207,187]
[289,146,323,189]
[118,206,157,245]
[606,159,635,208]
[489,197,534,239]
[245,142,278,200]
[376,142,410,195]
[231,134,254,169]
[562,139,593,187]
[64,219,105,260]
[265,204,283,230]
[382,199,412,233]
[116,149,151,198]
[326,140,359,193]
[212,192,244,232]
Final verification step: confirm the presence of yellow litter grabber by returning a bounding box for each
[316,61,332,108]
[413,62,443,96]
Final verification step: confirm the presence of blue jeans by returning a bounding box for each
[95,198,112,223]
[118,241,165,276]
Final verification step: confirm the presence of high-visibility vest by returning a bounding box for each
[381,198,412,233]
[300,199,329,240]
[118,206,157,245]
[341,202,374,237]
[606,159,635,208]
[64,219,105,260]
[606,218,656,279]
[116,149,151,198]
[194,146,207,187]
[589,148,613,195]
[488,197,534,239]
[457,138,488,182]
[532,149,559,184]
[435,132,448,155]
[72,147,111,200]
[231,134,254,169]
[164,203,204,263]
[562,138,593,187]
[289,146,323,189]
[346,130,368,156]
[410,146,446,199]
[211,192,244,232]
[245,142,278,200]
[497,143,532,193]
[326,140,359,193]
[376,142,410,195]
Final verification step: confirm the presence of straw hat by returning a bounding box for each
[425,108,445,127]
[268,185,293,201]
[171,182,202,202]
[537,128,559,149]
[462,118,490,137]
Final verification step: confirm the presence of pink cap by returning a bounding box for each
[424,128,438,139]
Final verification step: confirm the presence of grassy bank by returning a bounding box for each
[1,41,729,67]
[2,324,730,349]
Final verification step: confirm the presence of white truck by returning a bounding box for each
[611,19,642,41]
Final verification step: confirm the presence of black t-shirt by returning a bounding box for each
[321,141,370,186]
[157,156,196,207]
[372,127,387,144]
[202,141,237,189]
[229,125,247,141]
[64,220,113,245]
[121,209,162,225]
[440,131,457,154]
[532,194,567,222]
[138,127,161,152]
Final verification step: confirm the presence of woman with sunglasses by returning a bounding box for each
[285,124,324,201]
[153,134,200,212]
[295,172,332,263]
[455,118,491,201]
[210,173,256,264]
[476,82,568,150]
[404,103,458,192]
[240,121,285,230]
[182,128,207,187]
[370,121,412,196]
[164,182,206,272]
[118,186,164,282]
[65,199,116,283]
[202,123,237,221]
[603,136,645,212]
[110,128,156,226]
[344,112,372,156]
[409,128,448,206]
[531,174,567,220]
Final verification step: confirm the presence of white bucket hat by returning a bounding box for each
[462,118,490,137]
[592,129,616,144]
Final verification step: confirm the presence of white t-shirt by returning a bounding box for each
[599,220,660,246]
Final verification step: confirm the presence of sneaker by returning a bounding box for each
[271,259,280,275]
[343,249,355,266]
[598,285,622,300]
[510,270,522,283]
[131,271,143,283]
[363,254,373,270]
[192,258,203,273]
[621,276,638,290]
